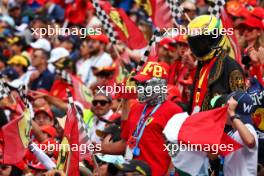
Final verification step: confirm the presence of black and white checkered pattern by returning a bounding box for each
[166,0,182,22]
[208,0,226,18]
[136,29,161,72]
[66,90,91,148]
[91,0,118,45]
[0,79,10,100]
[55,69,73,85]
[4,83,34,119]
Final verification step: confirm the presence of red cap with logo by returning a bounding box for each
[88,34,109,44]
[40,125,57,138]
[174,34,188,44]
[226,1,251,18]
[34,106,54,119]
[237,15,264,29]
[133,61,169,82]
[159,38,176,51]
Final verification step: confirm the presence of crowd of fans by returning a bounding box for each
[0,0,263,175]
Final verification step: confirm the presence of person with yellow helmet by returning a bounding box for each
[186,15,247,176]
[186,15,246,114]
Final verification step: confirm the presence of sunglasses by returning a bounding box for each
[92,100,109,106]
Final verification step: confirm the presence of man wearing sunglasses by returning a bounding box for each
[86,91,114,143]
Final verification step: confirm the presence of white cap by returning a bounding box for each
[30,38,51,52]
[48,47,70,63]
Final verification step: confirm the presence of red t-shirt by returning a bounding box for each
[121,101,183,176]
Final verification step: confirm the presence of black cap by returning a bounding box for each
[96,124,121,142]
[115,160,152,176]
[1,67,19,80]
[213,90,255,124]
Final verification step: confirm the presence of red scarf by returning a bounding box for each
[192,58,217,112]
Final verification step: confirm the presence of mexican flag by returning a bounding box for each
[163,106,242,176]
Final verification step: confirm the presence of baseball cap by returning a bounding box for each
[92,64,116,77]
[30,38,51,52]
[7,0,20,10]
[213,90,255,124]
[40,125,57,138]
[236,16,263,29]
[174,34,188,44]
[226,1,251,18]
[95,154,125,165]
[88,34,109,44]
[6,36,25,46]
[48,47,70,63]
[251,7,264,19]
[96,124,121,142]
[7,55,29,67]
[34,106,54,119]
[1,67,19,80]
[115,159,152,176]
[133,61,169,82]
[159,38,176,51]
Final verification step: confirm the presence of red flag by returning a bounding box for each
[152,0,174,28]
[1,101,31,164]
[135,0,173,28]
[221,8,242,64]
[64,0,89,25]
[100,1,148,49]
[57,104,79,176]
[177,106,242,155]
[71,74,92,109]
[219,133,242,156]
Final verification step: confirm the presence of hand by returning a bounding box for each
[44,169,66,176]
[28,90,47,100]
[227,97,238,117]
[248,47,259,63]
[30,71,40,82]
[258,46,264,64]
[101,134,112,153]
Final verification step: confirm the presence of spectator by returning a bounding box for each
[77,34,113,87]
[100,62,183,175]
[30,48,55,91]
[6,55,30,87]
[33,105,54,127]
[224,91,258,176]
[85,91,114,143]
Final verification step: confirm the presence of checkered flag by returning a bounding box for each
[0,79,10,100]
[136,29,162,72]
[166,0,182,23]
[91,0,118,45]
[208,0,226,18]
[55,69,73,85]
[3,82,34,119]
[66,90,92,153]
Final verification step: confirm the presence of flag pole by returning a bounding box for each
[65,89,73,176]
[65,149,71,176]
